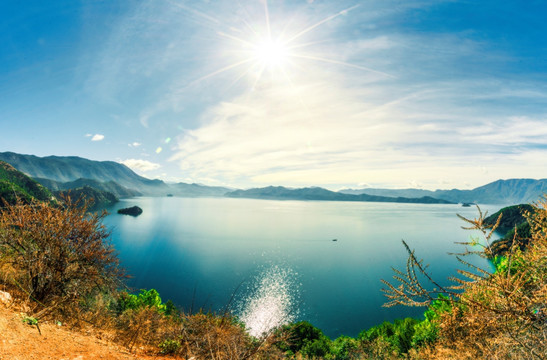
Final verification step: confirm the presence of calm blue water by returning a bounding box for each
[102,197,502,338]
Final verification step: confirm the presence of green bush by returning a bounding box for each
[159,338,181,354]
[331,335,359,359]
[411,295,453,347]
[411,318,438,347]
[300,336,331,358]
[359,318,418,355]
[276,321,335,358]
[278,321,323,353]
[113,288,176,316]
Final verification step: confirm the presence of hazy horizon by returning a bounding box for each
[2,1,547,191]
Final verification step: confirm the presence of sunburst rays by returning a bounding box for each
[192,1,393,89]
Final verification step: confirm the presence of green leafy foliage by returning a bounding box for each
[300,336,331,358]
[359,318,419,355]
[21,315,38,326]
[411,295,452,347]
[331,335,359,360]
[276,321,333,358]
[113,288,176,316]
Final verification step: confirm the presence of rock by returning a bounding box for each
[117,206,143,216]
[0,290,12,304]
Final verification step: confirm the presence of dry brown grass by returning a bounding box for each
[384,198,547,359]
[426,201,547,359]
[0,198,124,320]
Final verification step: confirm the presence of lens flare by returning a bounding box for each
[253,39,288,69]
[237,265,300,338]
[193,3,394,87]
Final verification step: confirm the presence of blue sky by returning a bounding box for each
[1,0,547,190]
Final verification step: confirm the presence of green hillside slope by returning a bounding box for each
[54,185,118,210]
[0,160,53,205]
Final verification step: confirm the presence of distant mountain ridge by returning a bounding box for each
[2,152,545,204]
[340,178,547,204]
[35,177,140,198]
[0,152,164,193]
[0,152,231,198]
[225,186,454,204]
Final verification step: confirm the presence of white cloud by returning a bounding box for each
[129,142,142,147]
[90,134,105,141]
[170,77,412,185]
[121,159,161,172]
[170,71,547,190]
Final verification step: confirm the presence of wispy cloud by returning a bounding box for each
[121,158,161,172]
[171,69,547,189]
[85,134,105,141]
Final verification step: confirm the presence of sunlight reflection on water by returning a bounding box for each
[237,265,300,337]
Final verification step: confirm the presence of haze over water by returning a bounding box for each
[103,197,501,338]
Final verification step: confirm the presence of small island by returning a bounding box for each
[117,205,143,216]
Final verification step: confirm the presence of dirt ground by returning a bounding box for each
[0,303,173,360]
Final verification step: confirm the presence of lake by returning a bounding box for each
[102,197,502,339]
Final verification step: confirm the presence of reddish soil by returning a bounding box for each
[0,304,173,360]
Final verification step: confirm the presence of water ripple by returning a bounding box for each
[237,265,300,337]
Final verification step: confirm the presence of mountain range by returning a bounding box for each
[226,186,454,204]
[340,178,547,204]
[1,151,546,205]
[0,152,230,198]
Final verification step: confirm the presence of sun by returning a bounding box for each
[193,3,392,87]
[253,39,289,69]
